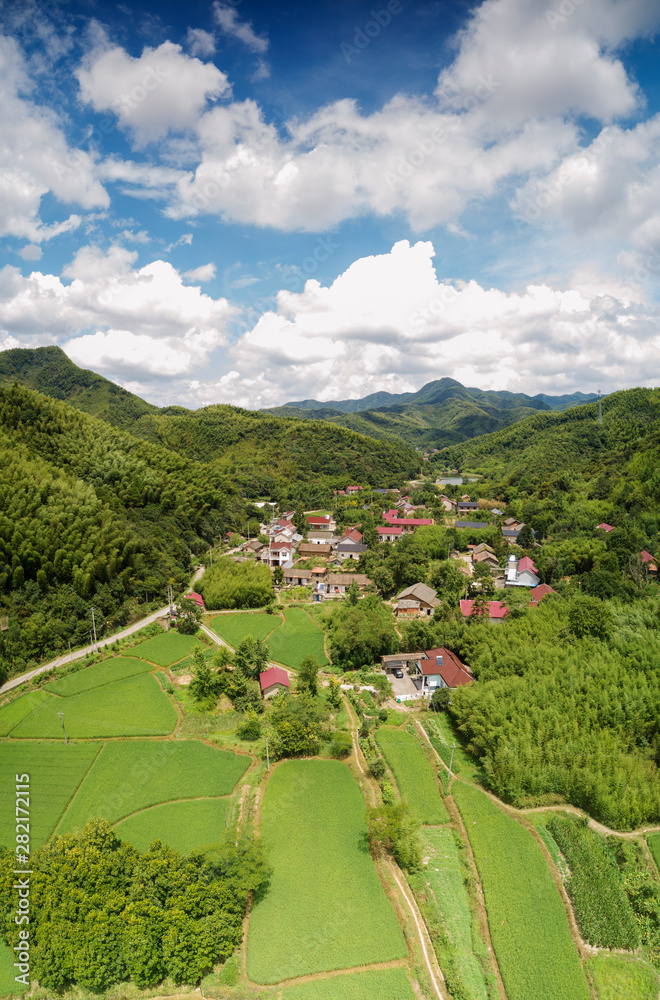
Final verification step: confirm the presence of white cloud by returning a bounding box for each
[0,34,108,242]
[19,244,42,261]
[0,245,235,376]
[76,40,230,145]
[212,3,269,54]
[209,240,660,408]
[512,115,660,286]
[185,28,216,58]
[435,0,652,130]
[183,263,217,283]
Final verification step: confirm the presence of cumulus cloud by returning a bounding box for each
[512,115,660,285]
[76,40,230,145]
[210,241,660,408]
[0,34,108,242]
[182,263,217,283]
[19,244,43,261]
[0,245,235,376]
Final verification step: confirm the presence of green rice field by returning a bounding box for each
[585,954,660,1000]
[9,674,177,739]
[453,782,590,1000]
[114,797,232,853]
[0,742,101,849]
[247,759,406,983]
[45,656,155,696]
[267,607,328,669]
[57,739,249,830]
[207,612,281,646]
[277,968,417,1000]
[130,631,204,667]
[415,828,491,1000]
[376,728,449,825]
[647,832,660,871]
[0,691,51,737]
[209,607,328,669]
[0,942,26,997]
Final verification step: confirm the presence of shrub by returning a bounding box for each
[330,731,352,758]
[369,758,386,780]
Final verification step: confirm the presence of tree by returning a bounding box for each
[366,802,421,871]
[516,524,535,548]
[430,687,451,712]
[235,635,269,679]
[569,595,613,639]
[272,566,284,585]
[346,580,360,605]
[189,648,219,704]
[297,654,320,697]
[327,675,342,709]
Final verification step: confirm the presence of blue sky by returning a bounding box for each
[1,0,659,408]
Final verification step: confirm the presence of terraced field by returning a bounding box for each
[453,782,590,1000]
[277,968,417,1000]
[114,797,232,853]
[376,727,449,824]
[129,631,205,666]
[208,612,282,646]
[57,740,249,831]
[9,673,177,738]
[45,656,154,696]
[267,607,328,669]
[247,759,406,983]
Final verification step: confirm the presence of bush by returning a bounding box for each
[330,731,352,758]
[369,758,386,780]
[237,710,262,741]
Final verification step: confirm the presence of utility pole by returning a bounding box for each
[478,854,487,885]
[266,737,270,770]
[57,711,68,745]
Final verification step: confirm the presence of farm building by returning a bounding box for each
[306,514,336,531]
[459,599,508,623]
[299,542,332,558]
[325,573,371,595]
[376,526,403,543]
[395,583,439,617]
[336,528,368,561]
[641,550,658,576]
[282,567,313,586]
[259,666,291,699]
[530,583,556,605]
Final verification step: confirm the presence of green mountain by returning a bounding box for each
[0,348,418,498]
[263,378,599,448]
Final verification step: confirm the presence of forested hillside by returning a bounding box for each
[0,383,241,679]
[0,348,418,502]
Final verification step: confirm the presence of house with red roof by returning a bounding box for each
[641,550,658,577]
[377,525,403,543]
[381,512,434,532]
[459,599,508,623]
[184,591,205,609]
[413,647,474,692]
[259,666,291,699]
[260,541,293,568]
[307,514,336,531]
[505,555,540,588]
[529,583,557,605]
[596,522,615,533]
[336,528,367,561]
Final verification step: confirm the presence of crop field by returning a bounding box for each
[0,690,51,736]
[10,674,177,739]
[267,607,328,669]
[375,728,449,825]
[647,832,660,871]
[414,828,491,1000]
[114,797,232,854]
[0,941,26,996]
[547,814,639,949]
[277,968,417,1000]
[45,656,155,696]
[57,739,249,831]
[585,954,660,1000]
[208,612,281,647]
[423,715,481,782]
[247,760,406,983]
[0,742,100,849]
[130,631,204,666]
[453,782,590,1000]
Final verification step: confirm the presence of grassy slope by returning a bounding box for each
[208,612,283,646]
[247,760,406,983]
[9,674,177,739]
[0,742,101,849]
[453,782,590,1000]
[0,691,51,737]
[376,728,449,824]
[57,740,249,831]
[585,954,660,1000]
